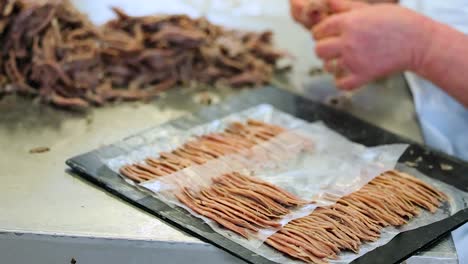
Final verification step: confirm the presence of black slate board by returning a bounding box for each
[66,86,468,264]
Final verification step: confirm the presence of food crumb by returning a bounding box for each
[428,165,434,169]
[308,67,324,76]
[440,163,453,171]
[85,115,93,125]
[405,161,418,167]
[29,147,50,154]
[193,91,220,106]
[325,94,351,109]
[415,156,423,163]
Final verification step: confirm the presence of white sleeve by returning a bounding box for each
[400,0,468,34]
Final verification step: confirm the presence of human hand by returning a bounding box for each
[313,0,434,90]
[289,0,329,28]
[289,0,366,28]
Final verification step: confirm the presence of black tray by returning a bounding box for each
[66,86,468,264]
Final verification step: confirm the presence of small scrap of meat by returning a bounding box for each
[29,146,50,154]
[325,94,352,109]
[0,1,285,109]
[405,161,418,167]
[193,91,220,106]
[308,67,325,76]
[440,163,454,171]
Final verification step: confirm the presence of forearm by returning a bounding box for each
[361,0,398,3]
[415,21,468,107]
[355,0,398,4]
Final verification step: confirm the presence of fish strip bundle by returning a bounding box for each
[175,172,308,238]
[120,119,286,183]
[266,170,447,263]
[0,0,284,109]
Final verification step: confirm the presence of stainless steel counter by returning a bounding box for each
[0,1,457,263]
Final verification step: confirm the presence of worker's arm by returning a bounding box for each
[415,21,468,107]
[290,0,468,107]
[363,0,397,3]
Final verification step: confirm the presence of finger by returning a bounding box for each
[312,15,343,40]
[324,58,350,79]
[291,0,329,28]
[328,0,367,13]
[315,37,341,60]
[289,0,305,22]
[301,0,329,28]
[335,74,367,90]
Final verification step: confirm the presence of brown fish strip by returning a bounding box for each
[175,190,248,238]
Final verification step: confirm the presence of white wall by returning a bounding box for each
[73,0,290,25]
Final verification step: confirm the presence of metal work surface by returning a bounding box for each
[0,0,456,263]
[0,232,245,264]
